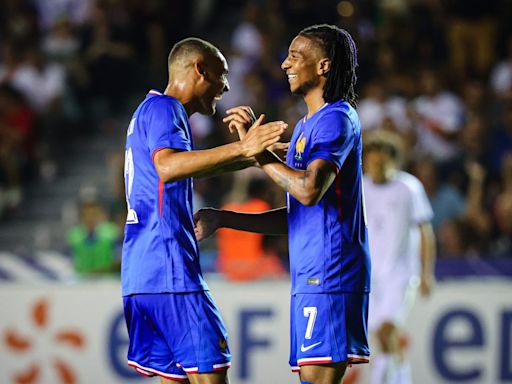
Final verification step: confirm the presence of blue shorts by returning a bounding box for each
[123,291,231,381]
[289,292,370,371]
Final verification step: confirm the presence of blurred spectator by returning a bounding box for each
[358,79,411,134]
[412,157,465,233]
[0,0,512,262]
[6,45,65,112]
[216,178,287,281]
[438,218,477,258]
[490,153,512,256]
[488,103,512,175]
[410,69,465,162]
[0,0,38,44]
[34,0,92,32]
[0,40,26,84]
[0,84,35,215]
[80,1,135,115]
[444,114,490,192]
[445,0,497,79]
[463,161,492,253]
[490,35,512,101]
[42,17,80,63]
[461,79,488,117]
[67,200,120,276]
[217,3,265,113]
[231,2,263,61]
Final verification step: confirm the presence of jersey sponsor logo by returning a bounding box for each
[307,278,320,285]
[300,341,322,352]
[295,132,306,160]
[219,338,227,352]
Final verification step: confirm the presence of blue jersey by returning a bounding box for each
[121,90,208,296]
[285,100,371,294]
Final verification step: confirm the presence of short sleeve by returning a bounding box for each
[308,110,354,170]
[409,177,434,224]
[146,98,190,157]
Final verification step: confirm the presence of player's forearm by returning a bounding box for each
[419,222,436,278]
[256,151,325,206]
[194,157,257,179]
[156,142,245,183]
[219,207,288,235]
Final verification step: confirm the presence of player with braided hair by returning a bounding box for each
[298,25,358,107]
[195,24,370,384]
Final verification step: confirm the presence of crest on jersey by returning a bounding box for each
[219,338,227,352]
[294,132,306,160]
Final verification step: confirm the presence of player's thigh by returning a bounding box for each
[160,378,189,384]
[187,371,228,384]
[158,371,228,384]
[299,362,348,384]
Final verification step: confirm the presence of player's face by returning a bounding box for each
[197,53,229,116]
[364,148,393,181]
[281,35,323,96]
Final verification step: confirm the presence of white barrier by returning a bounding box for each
[0,279,511,384]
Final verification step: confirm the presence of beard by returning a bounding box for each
[199,97,217,116]
[291,77,320,96]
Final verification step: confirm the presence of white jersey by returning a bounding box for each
[364,171,433,282]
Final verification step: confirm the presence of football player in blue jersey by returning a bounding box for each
[195,25,371,384]
[121,37,287,384]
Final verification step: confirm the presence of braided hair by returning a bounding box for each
[299,24,358,107]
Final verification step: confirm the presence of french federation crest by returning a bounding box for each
[294,132,306,160]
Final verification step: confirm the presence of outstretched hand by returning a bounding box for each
[223,106,256,139]
[240,114,287,158]
[194,208,220,241]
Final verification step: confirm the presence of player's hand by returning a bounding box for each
[269,142,290,160]
[420,274,434,297]
[240,114,287,158]
[223,106,256,140]
[194,208,220,241]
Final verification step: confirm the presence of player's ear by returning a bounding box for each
[195,61,207,80]
[318,58,331,76]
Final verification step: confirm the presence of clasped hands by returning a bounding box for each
[223,106,289,158]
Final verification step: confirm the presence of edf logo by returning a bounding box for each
[433,308,512,382]
[107,308,276,381]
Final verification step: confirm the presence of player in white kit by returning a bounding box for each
[363,130,436,384]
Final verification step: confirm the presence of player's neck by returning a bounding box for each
[304,88,327,118]
[371,168,395,184]
[163,83,196,116]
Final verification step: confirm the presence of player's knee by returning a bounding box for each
[377,321,400,352]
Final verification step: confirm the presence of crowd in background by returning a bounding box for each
[1,0,512,277]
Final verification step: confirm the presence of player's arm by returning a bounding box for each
[419,221,436,297]
[192,156,258,179]
[227,109,347,206]
[153,115,286,183]
[194,207,287,241]
[255,151,337,206]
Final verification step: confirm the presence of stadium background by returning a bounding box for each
[0,0,511,383]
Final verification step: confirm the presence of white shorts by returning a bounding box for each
[368,275,418,331]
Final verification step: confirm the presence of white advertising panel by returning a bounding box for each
[0,279,511,384]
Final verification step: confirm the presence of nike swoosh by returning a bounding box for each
[300,341,322,352]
